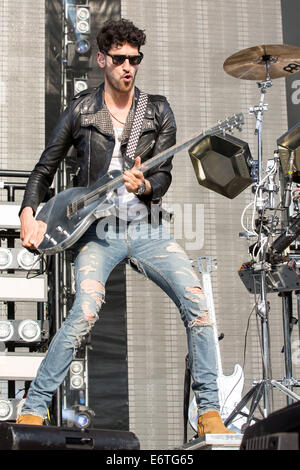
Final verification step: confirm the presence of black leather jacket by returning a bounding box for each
[20,83,177,215]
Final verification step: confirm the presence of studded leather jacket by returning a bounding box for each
[20,83,177,216]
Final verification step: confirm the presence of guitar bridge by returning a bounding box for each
[66,204,75,218]
[66,201,85,218]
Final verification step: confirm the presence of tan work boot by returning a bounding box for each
[16,414,44,426]
[197,411,236,437]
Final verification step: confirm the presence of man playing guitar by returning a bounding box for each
[17,18,234,437]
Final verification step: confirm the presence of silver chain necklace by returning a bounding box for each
[106,107,126,126]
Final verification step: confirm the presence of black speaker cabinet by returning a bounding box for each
[189,132,253,199]
[0,422,140,450]
[240,401,300,450]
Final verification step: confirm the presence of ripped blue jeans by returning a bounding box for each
[21,218,219,419]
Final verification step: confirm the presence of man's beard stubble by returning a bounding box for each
[105,69,136,94]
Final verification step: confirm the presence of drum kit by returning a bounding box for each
[196,44,300,433]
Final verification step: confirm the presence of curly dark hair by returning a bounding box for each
[97,18,146,54]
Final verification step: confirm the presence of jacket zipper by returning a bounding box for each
[87,129,91,186]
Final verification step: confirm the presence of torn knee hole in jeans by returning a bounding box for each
[185,286,213,327]
[188,313,212,328]
[81,279,105,295]
[81,301,99,322]
[80,279,105,321]
[79,265,97,276]
[185,286,206,303]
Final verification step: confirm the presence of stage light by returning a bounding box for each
[73,405,95,429]
[76,20,89,34]
[0,248,13,270]
[0,319,48,344]
[76,411,91,428]
[76,6,90,34]
[17,249,39,270]
[70,359,85,390]
[0,247,40,271]
[0,400,13,421]
[70,360,83,375]
[68,5,91,71]
[65,3,91,71]
[62,404,95,429]
[70,375,84,389]
[189,133,253,199]
[75,38,90,55]
[0,320,14,342]
[0,398,22,422]
[76,6,90,22]
[74,78,88,95]
[18,320,41,343]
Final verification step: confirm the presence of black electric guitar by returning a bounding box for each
[35,113,244,254]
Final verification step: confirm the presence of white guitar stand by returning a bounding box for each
[185,256,246,440]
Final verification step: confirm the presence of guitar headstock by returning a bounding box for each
[213,112,244,136]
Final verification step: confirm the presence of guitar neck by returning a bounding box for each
[99,112,244,191]
[68,113,244,215]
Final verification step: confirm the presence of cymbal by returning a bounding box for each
[223,44,300,80]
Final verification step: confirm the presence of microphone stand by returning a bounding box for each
[249,59,273,416]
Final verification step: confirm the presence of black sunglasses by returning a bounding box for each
[105,52,144,66]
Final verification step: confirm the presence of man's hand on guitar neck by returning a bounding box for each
[123,156,152,196]
[20,206,47,250]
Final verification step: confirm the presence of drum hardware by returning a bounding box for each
[238,259,300,294]
[223,44,300,81]
[277,121,300,185]
[226,258,300,430]
[270,213,300,257]
[188,132,254,199]
[222,45,300,431]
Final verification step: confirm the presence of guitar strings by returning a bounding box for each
[66,115,243,215]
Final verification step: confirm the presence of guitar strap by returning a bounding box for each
[124,91,148,170]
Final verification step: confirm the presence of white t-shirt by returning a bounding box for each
[108,127,147,221]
